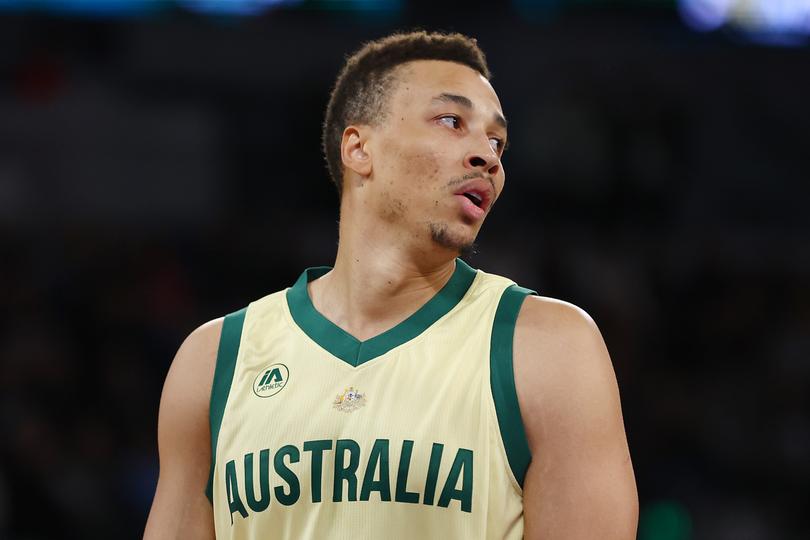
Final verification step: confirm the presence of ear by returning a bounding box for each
[340,125,373,178]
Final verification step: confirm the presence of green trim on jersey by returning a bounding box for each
[490,284,535,487]
[286,258,477,368]
[206,308,247,502]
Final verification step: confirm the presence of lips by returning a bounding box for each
[462,191,484,207]
[453,178,495,213]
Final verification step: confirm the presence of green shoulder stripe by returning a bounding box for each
[490,284,535,488]
[205,307,247,502]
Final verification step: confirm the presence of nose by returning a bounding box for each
[464,143,500,176]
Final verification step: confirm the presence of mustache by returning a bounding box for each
[446,172,499,203]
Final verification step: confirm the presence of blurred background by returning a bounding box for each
[1,0,808,538]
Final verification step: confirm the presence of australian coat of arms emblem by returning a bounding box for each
[333,386,367,413]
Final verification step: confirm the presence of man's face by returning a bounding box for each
[364,59,508,254]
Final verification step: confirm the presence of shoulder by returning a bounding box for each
[172,318,224,377]
[179,317,224,358]
[146,318,225,538]
[155,318,225,462]
[162,317,225,413]
[514,295,603,356]
[510,297,637,538]
[512,296,619,442]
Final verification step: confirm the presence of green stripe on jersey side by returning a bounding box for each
[490,284,535,488]
[205,307,247,502]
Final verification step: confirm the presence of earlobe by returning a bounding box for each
[341,126,373,178]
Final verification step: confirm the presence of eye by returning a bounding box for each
[437,115,461,129]
[489,137,504,153]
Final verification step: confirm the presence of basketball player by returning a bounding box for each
[144,31,638,539]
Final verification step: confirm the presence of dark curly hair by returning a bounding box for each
[322,30,491,196]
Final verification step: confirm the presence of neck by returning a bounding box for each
[308,200,459,341]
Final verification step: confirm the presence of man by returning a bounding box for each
[144,31,638,539]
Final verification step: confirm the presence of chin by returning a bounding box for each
[428,222,478,256]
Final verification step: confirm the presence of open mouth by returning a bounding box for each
[462,191,484,208]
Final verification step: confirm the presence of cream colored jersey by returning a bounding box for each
[206,259,534,539]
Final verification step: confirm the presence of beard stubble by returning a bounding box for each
[429,222,479,258]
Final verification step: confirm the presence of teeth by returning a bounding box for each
[467,192,482,204]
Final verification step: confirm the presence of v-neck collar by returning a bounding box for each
[285,258,477,367]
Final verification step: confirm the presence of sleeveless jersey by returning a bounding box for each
[207,259,534,539]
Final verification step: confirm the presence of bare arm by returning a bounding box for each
[514,297,638,540]
[143,318,223,540]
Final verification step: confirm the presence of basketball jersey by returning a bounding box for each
[207,259,534,539]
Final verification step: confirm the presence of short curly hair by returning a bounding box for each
[322,30,490,196]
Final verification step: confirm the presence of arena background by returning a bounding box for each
[1,1,808,538]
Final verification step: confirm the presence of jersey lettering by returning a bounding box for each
[223,438,475,525]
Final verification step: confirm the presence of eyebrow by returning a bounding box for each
[432,92,508,130]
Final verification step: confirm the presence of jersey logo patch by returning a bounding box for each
[253,363,289,398]
[333,386,366,413]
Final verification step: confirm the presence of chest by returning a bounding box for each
[214,324,497,522]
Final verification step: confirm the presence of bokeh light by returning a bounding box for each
[678,0,810,44]
[177,0,301,16]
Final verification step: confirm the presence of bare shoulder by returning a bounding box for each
[513,296,637,539]
[513,295,609,378]
[512,295,619,443]
[514,295,603,354]
[166,317,224,399]
[143,318,224,540]
[174,318,224,371]
[156,317,224,449]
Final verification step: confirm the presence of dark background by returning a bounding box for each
[1,1,808,538]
